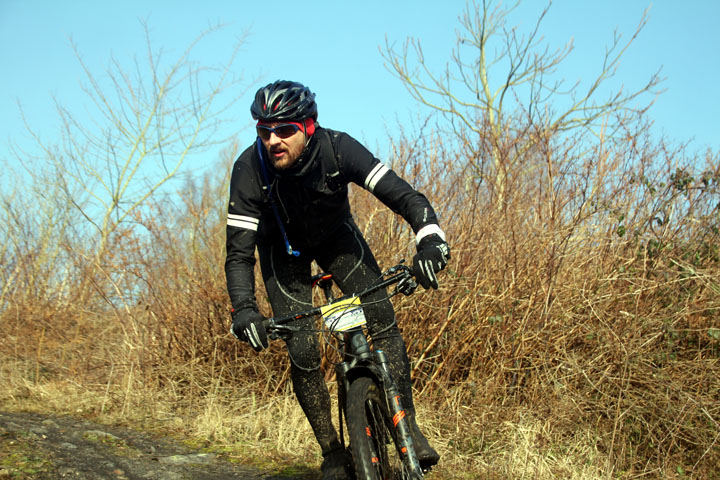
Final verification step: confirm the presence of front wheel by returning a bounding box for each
[346,377,422,479]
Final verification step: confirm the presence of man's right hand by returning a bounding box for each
[231,309,269,352]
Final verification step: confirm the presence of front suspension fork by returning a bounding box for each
[375,350,424,475]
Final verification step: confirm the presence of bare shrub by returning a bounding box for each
[2,3,718,478]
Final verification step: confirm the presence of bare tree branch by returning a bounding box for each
[382,0,663,208]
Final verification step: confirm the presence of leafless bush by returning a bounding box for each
[2,3,718,477]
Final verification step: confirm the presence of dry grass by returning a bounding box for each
[2,117,719,479]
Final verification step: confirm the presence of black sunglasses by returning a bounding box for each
[256,124,300,141]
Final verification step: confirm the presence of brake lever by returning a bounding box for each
[396,275,418,296]
[266,319,294,341]
[269,325,294,341]
[384,260,408,276]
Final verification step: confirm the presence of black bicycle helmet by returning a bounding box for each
[250,80,318,122]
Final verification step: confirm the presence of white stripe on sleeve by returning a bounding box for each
[363,163,390,193]
[227,214,259,231]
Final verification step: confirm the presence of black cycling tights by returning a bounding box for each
[258,219,414,452]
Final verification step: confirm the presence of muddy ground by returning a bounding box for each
[0,411,320,480]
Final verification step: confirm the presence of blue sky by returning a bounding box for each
[1,0,718,176]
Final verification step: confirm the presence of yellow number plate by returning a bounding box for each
[321,297,367,332]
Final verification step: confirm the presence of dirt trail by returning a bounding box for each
[0,411,317,480]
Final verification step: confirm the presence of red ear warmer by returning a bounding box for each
[303,118,316,136]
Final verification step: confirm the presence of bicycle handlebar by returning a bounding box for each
[262,262,417,333]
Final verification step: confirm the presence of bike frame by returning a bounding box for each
[263,263,425,478]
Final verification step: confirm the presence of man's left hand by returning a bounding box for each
[413,233,450,289]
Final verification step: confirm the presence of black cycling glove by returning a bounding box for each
[231,309,269,352]
[412,233,450,289]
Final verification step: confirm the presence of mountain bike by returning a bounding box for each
[262,262,427,479]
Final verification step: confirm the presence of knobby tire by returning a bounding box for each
[346,377,420,480]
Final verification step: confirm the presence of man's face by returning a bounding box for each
[258,122,306,170]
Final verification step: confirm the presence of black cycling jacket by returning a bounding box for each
[225,126,440,313]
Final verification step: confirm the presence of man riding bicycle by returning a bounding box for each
[225,80,450,479]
